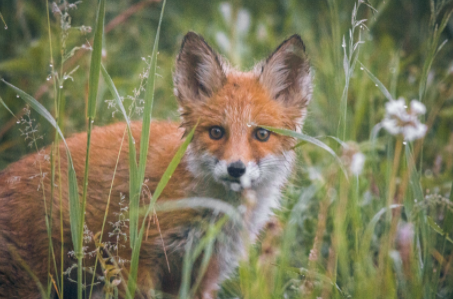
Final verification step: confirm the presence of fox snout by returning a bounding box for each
[227,160,246,178]
[209,157,259,192]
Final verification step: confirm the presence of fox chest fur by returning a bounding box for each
[0,32,311,299]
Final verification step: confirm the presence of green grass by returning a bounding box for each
[1,0,453,298]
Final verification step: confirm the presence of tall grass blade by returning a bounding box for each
[126,120,195,299]
[450,181,453,202]
[419,8,452,102]
[101,64,137,171]
[78,1,106,297]
[361,204,402,253]
[359,62,393,101]
[154,198,239,222]
[101,62,139,248]
[130,0,167,248]
[405,145,424,216]
[262,125,348,179]
[0,95,17,118]
[180,216,228,299]
[147,122,197,212]
[87,0,105,119]
[101,64,131,129]
[426,216,445,236]
[1,79,82,256]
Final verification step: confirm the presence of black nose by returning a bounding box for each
[227,160,246,178]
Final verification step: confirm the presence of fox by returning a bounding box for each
[0,32,311,299]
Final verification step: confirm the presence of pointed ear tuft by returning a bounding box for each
[173,32,226,102]
[259,34,312,109]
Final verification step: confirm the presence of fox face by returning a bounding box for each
[174,32,312,193]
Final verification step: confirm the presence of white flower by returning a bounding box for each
[381,97,427,141]
[341,142,365,176]
[350,152,365,176]
[410,99,426,115]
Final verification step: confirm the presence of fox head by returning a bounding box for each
[174,32,312,193]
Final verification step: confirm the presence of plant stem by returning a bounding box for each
[386,138,403,221]
[78,118,93,299]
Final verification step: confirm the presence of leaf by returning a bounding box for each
[359,62,393,101]
[128,0,167,248]
[127,117,194,299]
[405,144,424,217]
[149,121,197,214]
[1,79,82,256]
[63,46,82,64]
[78,1,106,297]
[87,0,105,119]
[354,40,365,51]
[278,266,346,296]
[262,126,349,179]
[125,1,167,294]
[181,216,228,299]
[328,135,348,148]
[436,39,448,55]
[101,63,139,247]
[0,95,17,118]
[153,198,240,223]
[427,216,445,235]
[360,204,403,255]
[354,19,368,28]
[342,36,348,77]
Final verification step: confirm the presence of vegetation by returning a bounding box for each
[1,0,453,298]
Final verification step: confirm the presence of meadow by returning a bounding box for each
[0,0,453,298]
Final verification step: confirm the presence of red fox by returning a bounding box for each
[0,32,311,298]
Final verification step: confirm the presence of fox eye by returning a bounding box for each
[255,128,270,142]
[209,126,225,140]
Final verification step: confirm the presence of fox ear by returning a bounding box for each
[174,32,226,102]
[259,35,312,109]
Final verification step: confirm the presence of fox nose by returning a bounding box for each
[227,160,246,178]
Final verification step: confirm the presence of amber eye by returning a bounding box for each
[209,126,225,140]
[255,128,270,142]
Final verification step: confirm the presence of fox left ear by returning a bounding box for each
[174,32,226,102]
[259,35,312,109]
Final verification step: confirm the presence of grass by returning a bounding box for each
[1,0,453,298]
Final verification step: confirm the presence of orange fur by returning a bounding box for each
[0,32,311,299]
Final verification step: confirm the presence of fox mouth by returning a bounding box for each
[221,177,240,183]
[219,176,257,192]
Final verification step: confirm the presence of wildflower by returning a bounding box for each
[341,142,365,176]
[396,223,414,276]
[51,2,61,15]
[381,97,427,141]
[350,152,365,175]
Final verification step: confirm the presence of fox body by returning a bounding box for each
[0,32,311,298]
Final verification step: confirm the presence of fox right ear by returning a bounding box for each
[259,35,312,110]
[174,32,226,102]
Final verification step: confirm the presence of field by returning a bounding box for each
[0,0,453,298]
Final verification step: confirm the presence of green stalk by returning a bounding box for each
[386,138,403,221]
[45,0,62,295]
[127,121,195,299]
[1,79,80,299]
[129,0,167,249]
[78,0,105,298]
